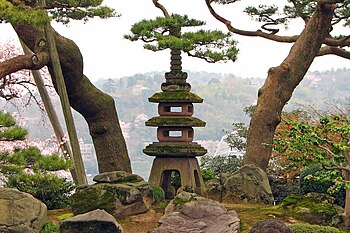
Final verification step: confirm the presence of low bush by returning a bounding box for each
[151,186,165,204]
[40,222,60,233]
[269,176,300,204]
[300,166,345,207]
[289,223,341,233]
[7,173,74,210]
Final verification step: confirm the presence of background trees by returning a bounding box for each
[206,0,349,171]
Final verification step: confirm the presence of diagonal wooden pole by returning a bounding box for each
[36,0,87,185]
[43,25,88,185]
[19,39,80,184]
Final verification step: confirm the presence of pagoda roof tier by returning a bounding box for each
[143,142,207,157]
[145,116,206,127]
[148,92,203,103]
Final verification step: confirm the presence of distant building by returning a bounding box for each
[214,135,244,158]
[79,139,95,160]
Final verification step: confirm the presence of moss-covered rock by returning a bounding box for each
[281,194,343,226]
[70,173,151,218]
[289,223,342,233]
[218,165,274,205]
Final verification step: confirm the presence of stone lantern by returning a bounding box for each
[144,50,207,198]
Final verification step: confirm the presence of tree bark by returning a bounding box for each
[12,24,132,173]
[342,169,350,227]
[0,53,48,78]
[243,3,335,170]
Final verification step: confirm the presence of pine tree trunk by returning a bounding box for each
[13,24,132,173]
[243,3,335,170]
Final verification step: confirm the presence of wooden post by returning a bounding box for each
[34,0,87,185]
[43,25,88,185]
[19,39,80,184]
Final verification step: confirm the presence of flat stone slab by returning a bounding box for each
[143,142,207,157]
[60,209,123,233]
[93,171,143,183]
[149,92,203,103]
[145,116,206,127]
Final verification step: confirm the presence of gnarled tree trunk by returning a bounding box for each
[13,24,132,173]
[243,3,335,170]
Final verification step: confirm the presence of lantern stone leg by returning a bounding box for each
[148,157,206,197]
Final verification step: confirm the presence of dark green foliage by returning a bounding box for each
[171,171,181,192]
[49,5,118,24]
[40,222,60,233]
[224,122,247,151]
[7,173,74,209]
[0,146,72,172]
[151,186,165,204]
[201,168,216,182]
[0,113,74,210]
[289,223,341,233]
[0,0,118,25]
[269,176,300,204]
[36,153,72,171]
[0,164,25,175]
[200,154,242,178]
[0,125,28,141]
[214,0,240,4]
[0,111,28,140]
[224,105,255,151]
[300,166,345,207]
[0,111,16,127]
[125,14,238,63]
[0,0,50,25]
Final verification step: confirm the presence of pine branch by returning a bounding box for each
[0,53,49,79]
[152,0,169,17]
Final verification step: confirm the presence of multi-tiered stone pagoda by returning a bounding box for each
[144,50,207,198]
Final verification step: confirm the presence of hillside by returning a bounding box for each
[1,69,349,166]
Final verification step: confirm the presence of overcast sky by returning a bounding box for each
[1,0,350,81]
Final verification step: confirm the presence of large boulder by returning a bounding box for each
[0,188,47,233]
[70,171,151,218]
[207,164,274,204]
[249,220,292,233]
[60,209,123,233]
[152,191,240,233]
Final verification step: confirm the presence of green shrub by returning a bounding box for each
[289,223,341,233]
[151,186,165,204]
[37,153,72,171]
[269,176,299,204]
[40,222,60,233]
[200,154,242,178]
[7,173,74,210]
[0,111,16,127]
[0,125,28,140]
[300,166,345,207]
[201,168,216,182]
